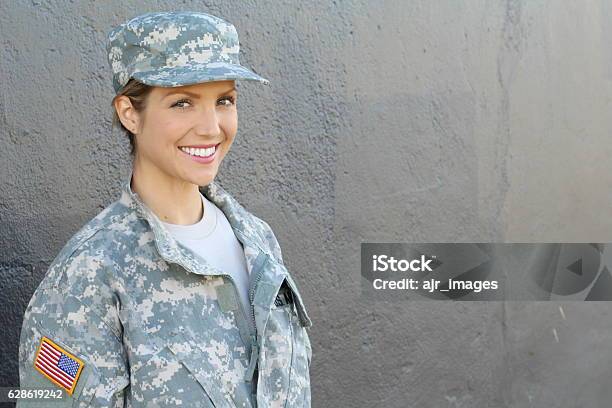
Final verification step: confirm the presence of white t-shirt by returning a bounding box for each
[161,192,251,317]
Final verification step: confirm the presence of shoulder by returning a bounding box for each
[35,197,147,299]
[23,200,139,345]
[244,212,285,265]
[235,202,283,264]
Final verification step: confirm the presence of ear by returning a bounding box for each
[113,95,141,134]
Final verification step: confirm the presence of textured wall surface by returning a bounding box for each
[2,1,612,407]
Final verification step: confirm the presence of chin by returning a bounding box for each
[194,173,217,187]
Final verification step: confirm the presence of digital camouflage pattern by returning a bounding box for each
[18,169,312,407]
[106,11,270,94]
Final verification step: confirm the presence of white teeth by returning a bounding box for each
[180,145,217,157]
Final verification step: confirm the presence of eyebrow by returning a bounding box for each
[163,87,237,100]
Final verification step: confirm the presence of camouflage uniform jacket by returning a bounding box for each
[18,170,313,407]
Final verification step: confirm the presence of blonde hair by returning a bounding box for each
[110,78,154,157]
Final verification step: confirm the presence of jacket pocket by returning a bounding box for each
[260,294,312,407]
[286,301,312,408]
[133,329,252,408]
[280,273,313,369]
[283,273,313,328]
[130,331,218,408]
[130,348,216,408]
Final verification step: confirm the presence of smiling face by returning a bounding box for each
[129,80,238,187]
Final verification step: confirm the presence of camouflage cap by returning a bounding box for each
[105,11,270,94]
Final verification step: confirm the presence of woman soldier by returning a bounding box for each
[18,11,312,408]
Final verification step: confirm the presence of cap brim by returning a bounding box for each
[131,62,270,87]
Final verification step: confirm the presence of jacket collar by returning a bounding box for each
[118,168,271,275]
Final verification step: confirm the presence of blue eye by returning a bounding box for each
[172,99,191,109]
[219,96,236,107]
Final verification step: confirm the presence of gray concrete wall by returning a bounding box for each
[2,1,612,407]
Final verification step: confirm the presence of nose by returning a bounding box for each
[193,106,222,138]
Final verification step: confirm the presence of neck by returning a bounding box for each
[130,157,203,225]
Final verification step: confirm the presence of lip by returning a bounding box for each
[178,142,221,149]
[178,143,220,164]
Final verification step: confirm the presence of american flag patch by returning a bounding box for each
[33,337,85,395]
